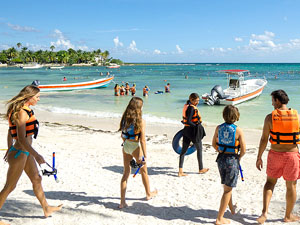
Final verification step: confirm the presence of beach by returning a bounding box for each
[0,107,299,225]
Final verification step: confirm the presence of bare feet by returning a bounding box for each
[215,217,230,225]
[284,214,300,222]
[199,168,209,174]
[44,204,63,218]
[0,221,10,225]
[118,202,128,209]
[146,189,158,200]
[178,172,188,177]
[229,203,237,215]
[257,213,267,224]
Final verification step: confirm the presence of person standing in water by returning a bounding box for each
[179,93,209,176]
[130,84,136,96]
[118,97,157,208]
[0,85,63,220]
[256,90,300,224]
[165,83,170,93]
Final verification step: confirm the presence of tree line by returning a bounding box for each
[0,43,123,66]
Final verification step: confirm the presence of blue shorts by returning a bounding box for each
[217,154,239,187]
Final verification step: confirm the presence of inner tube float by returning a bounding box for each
[172,129,196,155]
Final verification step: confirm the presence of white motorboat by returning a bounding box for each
[49,66,65,69]
[20,64,44,69]
[106,63,120,69]
[201,69,267,105]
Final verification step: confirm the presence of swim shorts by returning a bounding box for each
[217,154,239,187]
[267,150,300,181]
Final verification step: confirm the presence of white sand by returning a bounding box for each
[0,108,299,225]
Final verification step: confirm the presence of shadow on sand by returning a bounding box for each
[102,165,176,176]
[22,190,283,224]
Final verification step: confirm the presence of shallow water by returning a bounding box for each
[0,63,299,129]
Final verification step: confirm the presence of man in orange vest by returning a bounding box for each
[256,90,300,224]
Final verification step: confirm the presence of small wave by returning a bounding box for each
[37,105,181,125]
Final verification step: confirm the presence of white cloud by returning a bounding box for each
[153,49,161,54]
[176,45,183,54]
[235,37,243,42]
[251,31,274,41]
[50,29,75,50]
[128,40,140,52]
[113,36,123,47]
[7,23,38,32]
[247,31,277,51]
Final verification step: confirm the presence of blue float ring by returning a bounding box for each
[172,129,196,155]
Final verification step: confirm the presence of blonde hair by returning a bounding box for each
[5,85,40,123]
[119,97,143,133]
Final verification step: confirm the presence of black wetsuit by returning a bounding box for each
[179,105,206,170]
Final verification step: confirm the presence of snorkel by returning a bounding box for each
[131,156,145,178]
[41,152,58,182]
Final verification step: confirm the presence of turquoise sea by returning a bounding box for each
[0,64,300,129]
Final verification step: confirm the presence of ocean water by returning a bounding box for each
[0,64,300,129]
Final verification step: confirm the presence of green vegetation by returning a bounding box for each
[0,43,123,66]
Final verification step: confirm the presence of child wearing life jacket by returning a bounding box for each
[212,105,246,225]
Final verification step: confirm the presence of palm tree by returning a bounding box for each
[50,45,55,52]
[16,43,22,50]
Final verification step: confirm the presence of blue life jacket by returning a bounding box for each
[122,124,140,140]
[217,123,239,154]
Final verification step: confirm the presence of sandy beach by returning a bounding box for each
[0,107,299,225]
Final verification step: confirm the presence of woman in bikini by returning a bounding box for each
[118,97,157,208]
[0,85,62,219]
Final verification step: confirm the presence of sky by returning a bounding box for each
[1,0,300,63]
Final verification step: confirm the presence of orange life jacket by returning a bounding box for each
[182,104,202,126]
[269,108,300,144]
[9,106,39,139]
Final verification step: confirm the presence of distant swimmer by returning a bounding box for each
[114,84,120,96]
[125,83,130,96]
[100,72,103,76]
[107,72,110,76]
[63,77,67,81]
[130,84,136,96]
[165,83,170,93]
[120,85,125,96]
[143,86,150,97]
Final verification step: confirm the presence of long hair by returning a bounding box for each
[119,97,143,133]
[5,85,40,123]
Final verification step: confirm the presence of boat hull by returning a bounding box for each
[38,76,114,92]
[202,79,267,105]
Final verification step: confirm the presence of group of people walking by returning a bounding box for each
[119,90,300,225]
[0,85,299,225]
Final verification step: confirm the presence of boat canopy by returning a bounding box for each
[217,69,249,74]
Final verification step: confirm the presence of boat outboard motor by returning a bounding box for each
[32,80,40,86]
[206,85,227,105]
